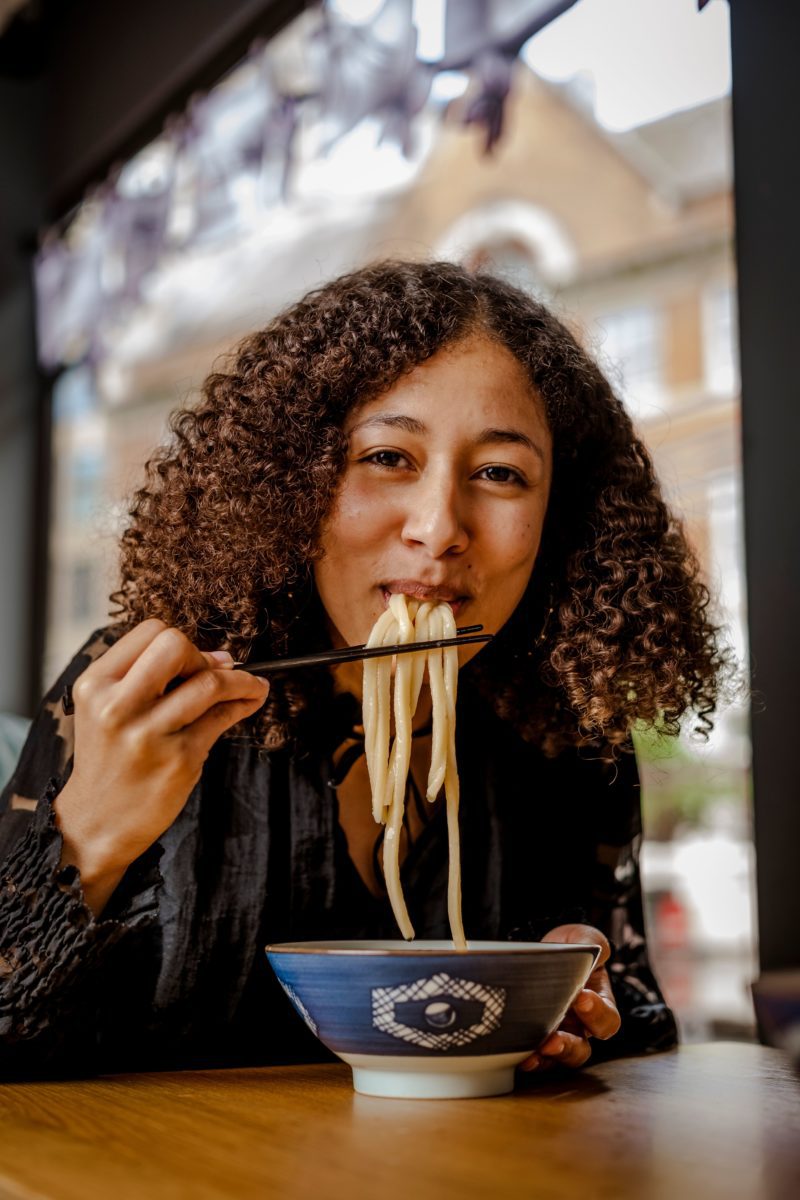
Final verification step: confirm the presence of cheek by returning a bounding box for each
[486,508,545,573]
[320,479,396,559]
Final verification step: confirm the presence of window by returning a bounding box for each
[464,239,543,296]
[703,281,739,395]
[71,561,94,622]
[596,305,665,422]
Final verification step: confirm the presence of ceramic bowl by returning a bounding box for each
[266,939,600,1098]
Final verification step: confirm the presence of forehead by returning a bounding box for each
[349,335,549,439]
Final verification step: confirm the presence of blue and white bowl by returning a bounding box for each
[266,939,600,1098]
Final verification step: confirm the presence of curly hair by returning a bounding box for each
[111,259,730,755]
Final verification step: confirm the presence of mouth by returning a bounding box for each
[380,580,471,618]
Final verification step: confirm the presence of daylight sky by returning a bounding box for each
[522,0,731,131]
[332,0,732,132]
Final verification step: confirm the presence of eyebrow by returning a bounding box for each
[476,427,546,462]
[349,414,546,463]
[351,414,426,436]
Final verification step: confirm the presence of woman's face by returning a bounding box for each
[314,334,553,668]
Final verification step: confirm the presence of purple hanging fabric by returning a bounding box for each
[462,48,514,153]
[441,0,579,153]
[32,0,594,369]
[34,235,71,370]
[35,195,111,367]
[257,50,301,203]
[315,0,433,155]
[107,183,174,302]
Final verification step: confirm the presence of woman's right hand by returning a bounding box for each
[53,618,270,916]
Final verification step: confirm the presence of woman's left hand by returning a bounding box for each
[519,923,621,1072]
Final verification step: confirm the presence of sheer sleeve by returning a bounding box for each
[583,745,679,1060]
[0,629,162,1076]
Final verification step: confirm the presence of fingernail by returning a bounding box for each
[550,1036,565,1055]
[576,994,593,1013]
[520,1056,539,1072]
[209,650,234,664]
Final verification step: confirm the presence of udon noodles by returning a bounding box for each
[362,594,466,950]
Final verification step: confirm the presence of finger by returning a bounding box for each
[88,618,170,682]
[111,627,215,718]
[152,668,269,733]
[181,688,270,756]
[572,986,622,1040]
[518,1050,562,1073]
[541,923,611,967]
[557,1009,587,1037]
[585,961,617,1012]
[198,649,237,676]
[538,1030,592,1069]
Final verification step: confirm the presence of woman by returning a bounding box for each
[0,260,727,1077]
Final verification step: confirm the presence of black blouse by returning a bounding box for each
[0,630,678,1078]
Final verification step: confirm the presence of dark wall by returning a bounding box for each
[730,0,800,971]
[0,70,45,714]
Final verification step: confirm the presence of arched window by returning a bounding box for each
[435,199,577,294]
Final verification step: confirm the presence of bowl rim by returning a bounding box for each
[265,939,602,958]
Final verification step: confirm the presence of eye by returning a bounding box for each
[476,464,526,486]
[360,450,409,470]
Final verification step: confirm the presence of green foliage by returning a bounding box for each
[632,723,749,841]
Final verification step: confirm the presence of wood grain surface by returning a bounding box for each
[0,1043,797,1200]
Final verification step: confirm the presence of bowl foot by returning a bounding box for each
[341,1052,526,1099]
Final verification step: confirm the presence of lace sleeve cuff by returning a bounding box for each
[0,780,161,1050]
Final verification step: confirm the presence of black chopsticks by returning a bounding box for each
[235,625,491,675]
[60,626,491,714]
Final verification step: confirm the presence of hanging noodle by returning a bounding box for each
[362,594,467,949]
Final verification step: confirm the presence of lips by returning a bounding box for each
[381,580,470,614]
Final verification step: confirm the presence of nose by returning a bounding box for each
[400,470,469,557]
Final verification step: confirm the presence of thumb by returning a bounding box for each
[540,923,611,967]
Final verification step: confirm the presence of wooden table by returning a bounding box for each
[0,1043,797,1200]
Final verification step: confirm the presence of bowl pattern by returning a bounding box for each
[267,941,598,1060]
